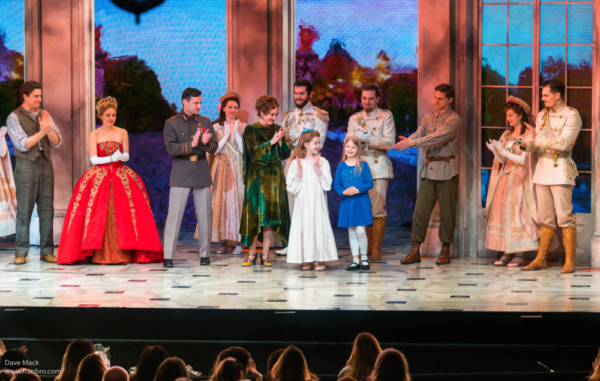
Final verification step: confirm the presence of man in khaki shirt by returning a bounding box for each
[346,84,396,260]
[521,80,581,273]
[395,83,461,265]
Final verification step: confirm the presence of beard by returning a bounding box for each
[295,98,310,110]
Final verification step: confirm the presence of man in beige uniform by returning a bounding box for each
[275,79,328,256]
[346,84,395,260]
[395,84,461,265]
[522,80,581,273]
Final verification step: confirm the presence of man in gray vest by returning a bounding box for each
[6,81,62,265]
[162,87,218,268]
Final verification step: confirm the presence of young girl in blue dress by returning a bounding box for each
[334,135,374,270]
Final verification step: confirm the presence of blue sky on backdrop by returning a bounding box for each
[95,0,226,119]
[296,0,418,71]
[0,0,24,53]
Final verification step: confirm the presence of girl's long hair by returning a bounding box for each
[55,339,95,381]
[271,346,318,381]
[294,130,321,159]
[372,349,410,381]
[341,135,364,174]
[345,333,382,381]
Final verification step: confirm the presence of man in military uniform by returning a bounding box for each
[522,80,581,273]
[275,79,329,256]
[163,87,218,268]
[395,83,461,265]
[346,84,395,260]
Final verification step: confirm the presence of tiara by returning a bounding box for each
[96,96,118,114]
[506,95,531,115]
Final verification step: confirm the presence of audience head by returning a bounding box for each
[213,347,253,377]
[1,350,27,371]
[0,369,12,381]
[271,346,317,381]
[371,349,410,381]
[75,354,107,381]
[57,339,95,381]
[209,358,243,381]
[588,347,600,381]
[131,345,169,381]
[153,357,187,381]
[295,130,321,159]
[10,369,40,381]
[337,377,357,381]
[265,349,284,381]
[345,333,382,381]
[255,95,279,125]
[102,367,129,381]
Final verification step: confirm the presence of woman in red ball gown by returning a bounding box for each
[57,96,163,264]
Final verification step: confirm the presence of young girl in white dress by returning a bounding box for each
[286,130,338,270]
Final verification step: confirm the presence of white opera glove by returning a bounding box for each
[486,140,505,164]
[355,127,372,143]
[215,126,231,155]
[0,127,7,157]
[90,150,122,165]
[116,152,130,162]
[234,127,244,154]
[491,140,525,166]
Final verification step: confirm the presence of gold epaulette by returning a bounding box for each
[168,115,177,120]
[313,106,330,123]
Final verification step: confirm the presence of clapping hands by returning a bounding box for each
[201,129,213,145]
[271,128,285,145]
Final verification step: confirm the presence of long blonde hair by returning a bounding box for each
[345,333,382,381]
[341,135,364,174]
[271,346,318,381]
[589,348,600,381]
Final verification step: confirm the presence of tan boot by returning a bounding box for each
[436,243,451,265]
[401,242,421,264]
[523,224,555,271]
[370,217,386,260]
[560,226,577,274]
[366,226,373,256]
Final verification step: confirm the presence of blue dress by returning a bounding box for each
[333,161,374,228]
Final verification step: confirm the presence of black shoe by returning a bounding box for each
[346,262,360,271]
[163,259,173,268]
[200,257,211,266]
[360,260,370,270]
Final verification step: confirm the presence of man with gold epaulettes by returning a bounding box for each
[521,80,581,273]
[275,79,329,256]
[346,84,395,261]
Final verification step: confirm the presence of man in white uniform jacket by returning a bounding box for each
[522,80,581,274]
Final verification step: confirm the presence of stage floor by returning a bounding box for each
[0,227,598,312]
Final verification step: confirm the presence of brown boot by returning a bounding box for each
[523,224,555,271]
[560,226,577,274]
[366,226,373,256]
[436,243,451,265]
[371,217,386,260]
[401,242,421,264]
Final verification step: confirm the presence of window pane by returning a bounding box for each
[540,4,565,45]
[482,88,507,127]
[573,173,591,214]
[540,46,565,83]
[567,46,593,87]
[568,4,593,44]
[481,128,506,168]
[508,5,533,45]
[482,169,491,208]
[567,88,592,130]
[508,46,532,86]
[482,5,507,45]
[508,88,532,113]
[572,131,591,171]
[482,46,506,86]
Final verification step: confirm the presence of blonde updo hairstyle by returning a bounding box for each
[96,96,118,119]
[294,130,321,159]
[255,95,279,118]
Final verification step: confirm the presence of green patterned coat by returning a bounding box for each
[240,122,291,246]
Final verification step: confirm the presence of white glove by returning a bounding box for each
[486,140,505,163]
[116,152,130,162]
[215,126,231,155]
[355,128,372,143]
[90,149,128,165]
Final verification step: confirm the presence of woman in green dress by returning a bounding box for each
[240,95,291,267]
